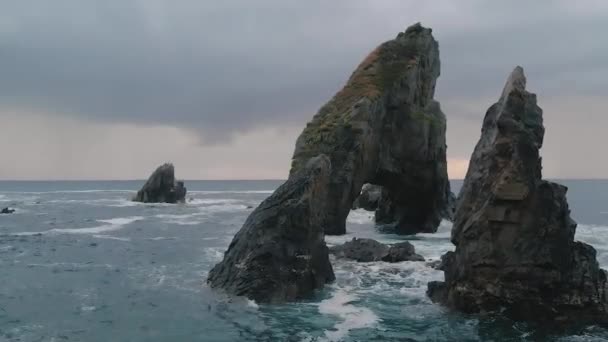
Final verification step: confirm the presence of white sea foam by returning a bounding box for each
[318,288,379,342]
[13,216,144,236]
[325,233,359,247]
[346,209,374,225]
[204,247,225,261]
[165,219,202,226]
[147,236,178,241]
[202,204,248,212]
[246,299,259,309]
[186,198,241,205]
[25,262,113,269]
[92,235,131,242]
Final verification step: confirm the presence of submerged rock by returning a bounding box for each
[329,238,424,262]
[1,207,15,214]
[290,23,451,235]
[352,184,382,211]
[133,163,187,203]
[427,67,608,324]
[207,155,335,303]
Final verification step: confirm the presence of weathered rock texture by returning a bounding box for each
[207,155,335,303]
[329,238,424,262]
[352,184,382,211]
[290,23,451,235]
[133,163,187,203]
[427,67,608,324]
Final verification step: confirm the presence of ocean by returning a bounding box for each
[1,180,608,341]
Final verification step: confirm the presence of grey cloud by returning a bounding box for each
[0,0,607,143]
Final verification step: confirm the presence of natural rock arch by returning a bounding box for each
[290,23,452,235]
[208,23,453,303]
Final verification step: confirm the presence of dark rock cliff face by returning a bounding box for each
[290,23,451,235]
[133,163,187,203]
[427,67,608,324]
[207,155,335,303]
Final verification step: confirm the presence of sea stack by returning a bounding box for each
[427,67,608,324]
[290,23,452,235]
[207,155,335,303]
[133,163,187,203]
[1,207,15,214]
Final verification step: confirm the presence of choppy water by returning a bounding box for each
[1,180,608,341]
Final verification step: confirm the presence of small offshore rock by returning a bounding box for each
[133,163,187,203]
[329,238,424,262]
[1,207,15,214]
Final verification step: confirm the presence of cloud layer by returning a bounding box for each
[0,0,607,178]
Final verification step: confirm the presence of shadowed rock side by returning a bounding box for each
[329,238,424,262]
[207,155,335,303]
[133,163,187,203]
[352,184,382,211]
[375,186,456,231]
[427,67,608,324]
[290,23,451,235]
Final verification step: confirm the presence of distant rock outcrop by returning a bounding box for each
[329,238,424,262]
[352,184,382,211]
[1,207,15,214]
[133,163,187,203]
[427,67,608,324]
[290,23,452,235]
[207,155,335,303]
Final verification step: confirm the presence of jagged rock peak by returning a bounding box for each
[427,67,608,325]
[500,66,526,101]
[289,23,451,235]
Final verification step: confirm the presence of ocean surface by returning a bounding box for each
[1,180,608,341]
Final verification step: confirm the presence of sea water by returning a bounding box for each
[1,180,608,341]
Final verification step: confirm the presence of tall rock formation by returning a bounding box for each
[290,23,451,235]
[133,163,187,203]
[207,155,335,303]
[427,67,608,324]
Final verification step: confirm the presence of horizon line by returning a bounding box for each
[1,178,608,182]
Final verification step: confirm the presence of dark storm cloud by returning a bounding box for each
[1,0,607,141]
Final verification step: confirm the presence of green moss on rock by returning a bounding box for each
[290,39,420,174]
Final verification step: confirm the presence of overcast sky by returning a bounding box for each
[1,0,607,180]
